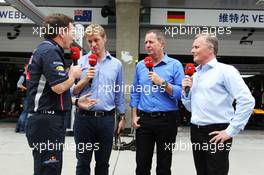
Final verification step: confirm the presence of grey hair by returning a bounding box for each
[146,29,166,45]
[195,33,218,55]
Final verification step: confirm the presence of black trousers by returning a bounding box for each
[135,111,179,175]
[190,123,233,175]
[26,113,66,175]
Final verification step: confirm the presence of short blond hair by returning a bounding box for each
[195,33,218,55]
[85,23,106,38]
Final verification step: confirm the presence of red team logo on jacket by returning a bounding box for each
[26,71,30,80]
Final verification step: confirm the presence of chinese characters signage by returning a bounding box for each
[151,8,264,28]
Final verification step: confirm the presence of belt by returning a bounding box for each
[78,109,115,117]
[191,123,229,129]
[139,110,176,118]
[29,110,66,115]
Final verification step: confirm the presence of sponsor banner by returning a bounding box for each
[0,6,108,24]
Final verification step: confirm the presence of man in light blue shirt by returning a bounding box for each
[182,33,255,175]
[130,29,184,175]
[73,23,126,175]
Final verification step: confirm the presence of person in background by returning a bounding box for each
[15,63,28,133]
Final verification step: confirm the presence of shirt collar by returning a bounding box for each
[196,58,217,71]
[161,54,170,64]
[155,54,169,67]
[105,51,112,60]
[88,51,112,60]
[45,39,64,53]
[207,58,218,67]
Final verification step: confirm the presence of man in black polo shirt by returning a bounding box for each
[26,13,96,175]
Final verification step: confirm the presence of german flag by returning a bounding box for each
[167,11,185,23]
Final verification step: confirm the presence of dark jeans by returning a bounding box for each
[74,112,115,175]
[16,97,28,132]
[190,123,233,175]
[135,111,179,175]
[26,113,66,175]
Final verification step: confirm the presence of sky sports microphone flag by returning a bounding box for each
[89,54,98,67]
[88,54,98,85]
[144,56,154,72]
[167,11,185,23]
[185,63,195,76]
[74,10,92,22]
[70,47,81,65]
[184,63,195,96]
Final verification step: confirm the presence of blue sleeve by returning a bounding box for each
[114,63,126,113]
[170,61,184,100]
[17,75,24,87]
[130,64,140,108]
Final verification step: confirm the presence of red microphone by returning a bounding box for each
[70,47,81,84]
[89,54,97,67]
[185,63,195,76]
[184,63,195,96]
[88,54,98,85]
[144,56,154,72]
[70,47,80,65]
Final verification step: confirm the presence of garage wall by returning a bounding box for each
[0,24,116,53]
[1,24,264,58]
[140,27,264,57]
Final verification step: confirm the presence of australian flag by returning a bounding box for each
[74,10,92,22]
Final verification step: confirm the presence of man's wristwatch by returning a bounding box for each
[160,80,168,89]
[75,98,79,108]
[119,113,125,120]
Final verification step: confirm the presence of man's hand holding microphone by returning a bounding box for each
[86,67,95,82]
[68,65,82,83]
[144,56,165,86]
[70,46,82,83]
[85,54,97,85]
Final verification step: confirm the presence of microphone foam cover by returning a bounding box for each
[144,56,154,69]
[185,63,195,76]
[70,47,80,61]
[89,54,98,66]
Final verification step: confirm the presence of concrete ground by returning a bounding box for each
[0,122,264,175]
